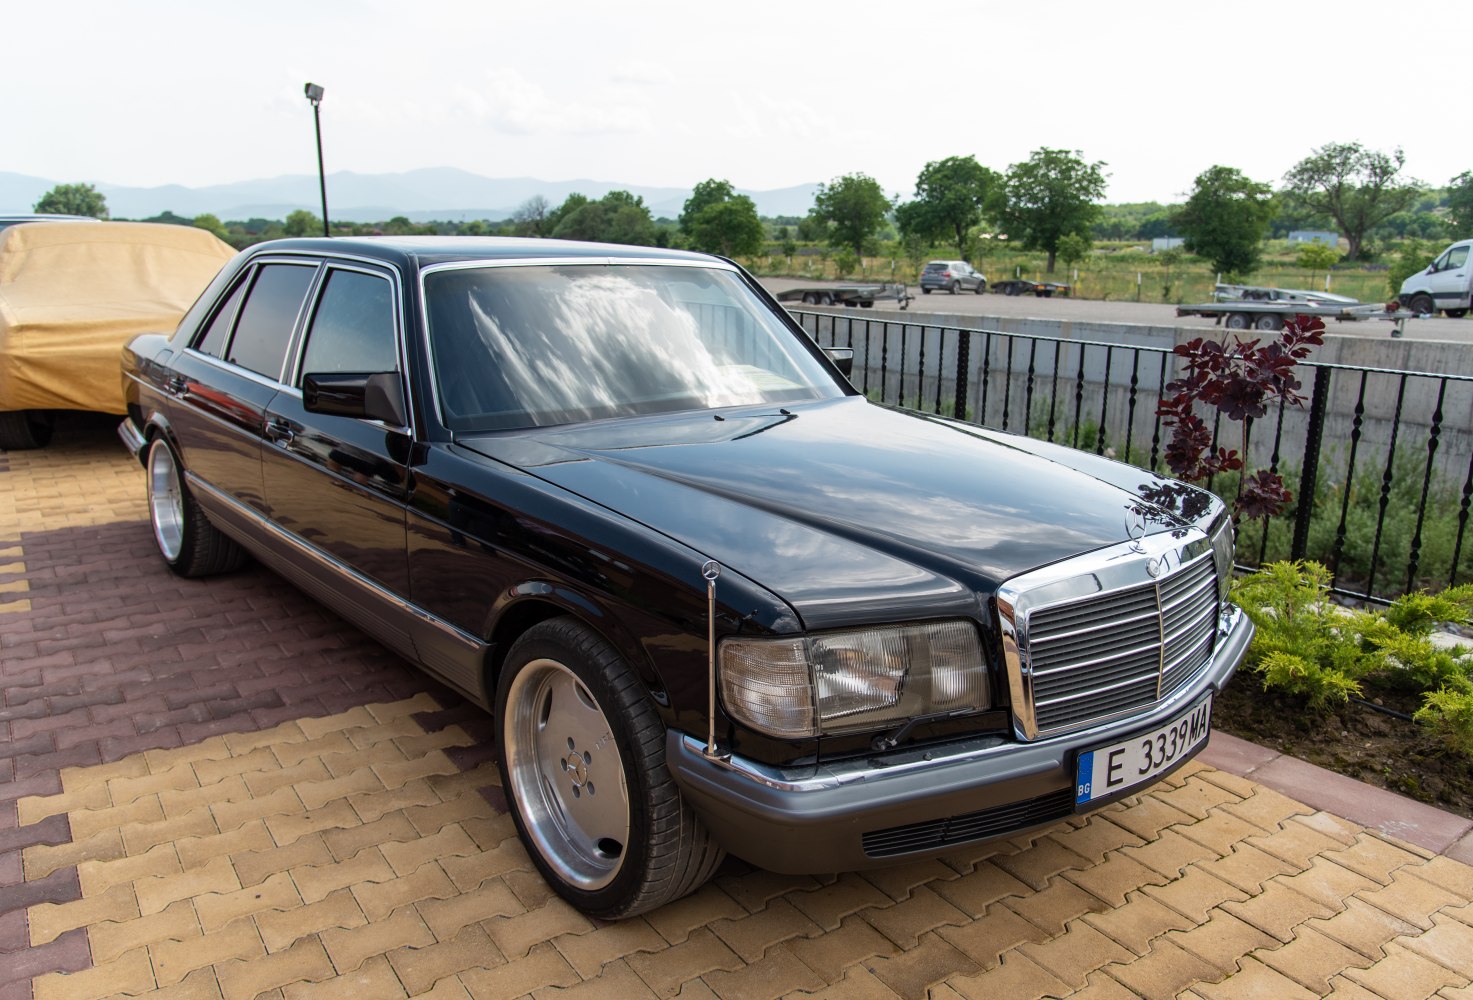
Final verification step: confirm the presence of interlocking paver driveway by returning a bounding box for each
[3,415,1473,1000]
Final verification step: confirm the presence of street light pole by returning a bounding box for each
[304,83,329,237]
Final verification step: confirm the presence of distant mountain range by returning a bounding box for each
[0,167,820,222]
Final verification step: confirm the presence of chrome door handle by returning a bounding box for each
[264,420,295,444]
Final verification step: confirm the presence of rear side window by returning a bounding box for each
[298,269,398,380]
[225,264,316,380]
[193,278,247,358]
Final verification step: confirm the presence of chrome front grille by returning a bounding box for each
[999,532,1223,740]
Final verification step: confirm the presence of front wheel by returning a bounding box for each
[1409,293,1436,316]
[974,281,985,295]
[0,410,54,450]
[146,437,247,577]
[1447,308,1469,319]
[948,281,958,294]
[1225,312,1251,330]
[496,617,724,918]
[921,287,931,294]
[1254,313,1283,331]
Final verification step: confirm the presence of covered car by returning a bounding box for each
[0,221,237,448]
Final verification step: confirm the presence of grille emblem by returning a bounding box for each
[1146,557,1163,578]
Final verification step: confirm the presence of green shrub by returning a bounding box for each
[1414,688,1473,756]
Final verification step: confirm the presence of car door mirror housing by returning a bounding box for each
[823,348,854,377]
[303,371,407,426]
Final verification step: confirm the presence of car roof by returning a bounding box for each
[247,236,720,271]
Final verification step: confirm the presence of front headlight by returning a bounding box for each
[720,621,989,739]
[1210,515,1235,603]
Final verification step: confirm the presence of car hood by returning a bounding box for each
[457,397,1216,630]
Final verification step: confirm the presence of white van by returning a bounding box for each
[1399,239,1472,317]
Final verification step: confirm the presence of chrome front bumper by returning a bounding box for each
[667,604,1253,874]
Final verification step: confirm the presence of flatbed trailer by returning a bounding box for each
[1176,297,1411,331]
[775,283,914,310]
[992,278,1071,297]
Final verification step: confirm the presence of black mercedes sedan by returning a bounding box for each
[118,237,1251,918]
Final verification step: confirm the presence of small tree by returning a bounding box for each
[1387,239,1438,297]
[991,148,1107,273]
[810,173,891,260]
[898,155,999,259]
[1283,142,1421,260]
[1296,241,1339,290]
[283,209,322,237]
[192,214,228,240]
[1055,233,1090,270]
[680,179,764,258]
[1173,166,1276,280]
[33,182,109,219]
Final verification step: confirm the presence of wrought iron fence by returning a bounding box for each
[794,309,1473,604]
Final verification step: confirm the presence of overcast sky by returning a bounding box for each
[8,0,1469,205]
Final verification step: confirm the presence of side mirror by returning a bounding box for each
[823,348,854,377]
[303,371,407,426]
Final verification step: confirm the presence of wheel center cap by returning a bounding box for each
[566,751,589,788]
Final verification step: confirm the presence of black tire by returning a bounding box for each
[495,617,724,918]
[819,293,834,306]
[921,287,931,295]
[801,292,818,305]
[145,437,247,578]
[1006,284,1022,296]
[1254,313,1283,331]
[1447,309,1469,319]
[1409,293,1436,316]
[1225,312,1252,330]
[948,281,958,295]
[974,280,985,295]
[0,410,55,450]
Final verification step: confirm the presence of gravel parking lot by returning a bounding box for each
[2,416,1473,1000]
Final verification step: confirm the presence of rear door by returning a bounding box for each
[260,262,413,597]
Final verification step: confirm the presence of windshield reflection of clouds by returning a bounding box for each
[428,266,837,429]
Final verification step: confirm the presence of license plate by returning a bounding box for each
[1074,693,1212,805]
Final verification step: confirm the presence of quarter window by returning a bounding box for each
[193,278,246,358]
[299,269,398,380]
[225,264,316,380]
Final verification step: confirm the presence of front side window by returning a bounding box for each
[425,263,845,431]
[1448,246,1469,270]
[225,263,316,380]
[298,268,398,380]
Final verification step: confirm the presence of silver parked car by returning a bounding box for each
[920,260,986,294]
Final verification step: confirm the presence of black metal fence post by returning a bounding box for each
[953,331,971,421]
[1290,366,1332,561]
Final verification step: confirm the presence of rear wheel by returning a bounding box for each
[1254,313,1283,331]
[146,437,247,577]
[1225,312,1252,330]
[819,293,834,306]
[0,410,54,450]
[1447,308,1469,319]
[921,287,931,295]
[801,292,818,304]
[1409,293,1436,316]
[948,281,958,294]
[496,617,724,918]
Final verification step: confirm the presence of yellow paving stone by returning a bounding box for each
[192,748,278,783]
[1099,937,1219,999]
[859,884,971,951]
[1175,810,1274,857]
[297,768,389,810]
[17,781,110,825]
[159,775,252,820]
[707,896,821,963]
[245,759,333,799]
[320,905,436,974]
[500,868,557,912]
[1405,855,1473,903]
[1146,774,1242,820]
[482,896,595,963]
[1194,842,1301,894]
[857,858,960,903]
[544,919,666,981]
[346,857,454,919]
[1064,853,1172,908]
[1165,910,1279,978]
[713,869,826,915]
[457,942,582,999]
[1273,856,1380,911]
[1290,810,1363,847]
[460,813,518,853]
[322,811,420,862]
[424,765,502,803]
[700,944,827,1000]
[393,725,478,759]
[1244,821,1353,870]
[60,755,149,796]
[1121,828,1224,879]
[28,882,139,946]
[1252,925,1374,995]
[24,827,126,879]
[267,800,364,848]
[281,954,407,1000]
[787,872,894,931]
[405,792,500,838]
[1220,786,1314,834]
[349,778,442,824]
[1189,957,1321,1000]
[1303,897,1420,961]
[1222,880,1336,944]
[145,736,232,774]
[369,694,442,722]
[274,731,357,769]
[176,820,275,871]
[1046,815,1145,865]
[300,706,379,740]
[785,915,896,983]
[136,854,242,915]
[415,877,524,942]
[947,949,1074,1000]
[32,946,155,1000]
[380,823,480,878]
[345,716,426,750]
[213,784,306,834]
[1017,919,1135,990]
[68,795,165,841]
[1104,793,1198,842]
[625,928,742,998]
[121,805,221,856]
[232,834,334,888]
[534,958,654,999]
[110,763,200,806]
[1003,877,1110,937]
[151,916,265,986]
[1397,912,1473,974]
[293,846,397,905]
[215,935,336,1000]
[1357,869,1466,930]
[89,899,201,964]
[386,923,501,996]
[98,967,224,1000]
[1056,970,1141,1000]
[1080,890,1197,957]
[1142,866,1251,924]
[412,976,475,1000]
[195,869,302,931]
[1192,766,1259,800]
[642,884,746,946]
[257,888,368,952]
[0,597,31,612]
[937,904,1050,971]
[990,838,1091,892]
[318,741,408,780]
[223,719,308,756]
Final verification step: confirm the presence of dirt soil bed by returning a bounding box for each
[1214,675,1473,820]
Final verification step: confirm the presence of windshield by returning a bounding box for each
[424,262,845,431]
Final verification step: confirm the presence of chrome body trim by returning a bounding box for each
[996,530,1216,741]
[117,418,147,461]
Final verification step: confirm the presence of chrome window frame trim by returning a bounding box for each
[997,530,1215,741]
